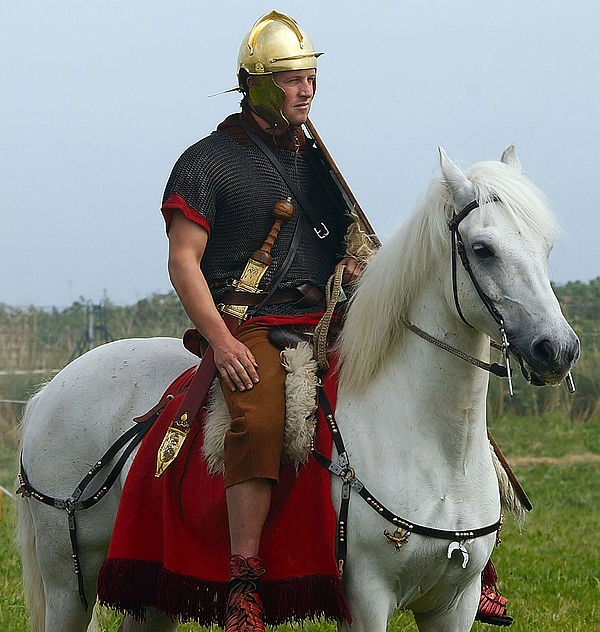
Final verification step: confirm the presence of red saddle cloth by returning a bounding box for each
[97,335,350,627]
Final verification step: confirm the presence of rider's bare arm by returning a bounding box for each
[167,211,259,392]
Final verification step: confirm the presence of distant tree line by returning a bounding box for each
[0,279,598,449]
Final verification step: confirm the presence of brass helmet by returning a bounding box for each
[237,10,324,130]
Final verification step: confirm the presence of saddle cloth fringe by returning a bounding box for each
[202,341,319,474]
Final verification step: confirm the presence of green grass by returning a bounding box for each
[488,413,600,459]
[1,418,599,631]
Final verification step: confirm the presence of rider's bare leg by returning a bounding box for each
[226,478,272,556]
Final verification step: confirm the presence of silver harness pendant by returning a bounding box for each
[447,540,470,568]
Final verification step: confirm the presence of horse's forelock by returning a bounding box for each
[467,161,559,242]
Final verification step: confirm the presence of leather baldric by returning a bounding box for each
[239,118,332,316]
[239,119,330,239]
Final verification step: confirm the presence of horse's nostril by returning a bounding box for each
[566,338,580,364]
[531,337,558,366]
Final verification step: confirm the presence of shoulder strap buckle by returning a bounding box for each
[314,222,329,239]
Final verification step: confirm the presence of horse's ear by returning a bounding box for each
[500,144,522,172]
[438,147,476,208]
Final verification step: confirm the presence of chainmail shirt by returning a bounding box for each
[162,118,349,317]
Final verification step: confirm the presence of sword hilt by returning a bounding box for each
[252,197,295,266]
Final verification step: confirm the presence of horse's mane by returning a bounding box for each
[337,160,558,393]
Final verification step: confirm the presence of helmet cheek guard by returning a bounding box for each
[247,74,289,131]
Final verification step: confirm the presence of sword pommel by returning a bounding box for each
[273,197,295,221]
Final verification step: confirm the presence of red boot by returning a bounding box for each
[225,555,266,632]
[475,560,513,626]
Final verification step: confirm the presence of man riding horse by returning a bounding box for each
[161,10,510,630]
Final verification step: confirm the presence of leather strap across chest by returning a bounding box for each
[312,388,503,577]
[239,119,330,239]
[239,119,332,316]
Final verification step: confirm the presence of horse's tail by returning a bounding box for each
[16,389,47,632]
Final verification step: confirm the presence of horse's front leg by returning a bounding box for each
[412,577,480,632]
[338,558,395,632]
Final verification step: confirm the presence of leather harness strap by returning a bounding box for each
[16,315,238,611]
[400,317,509,378]
[448,196,503,330]
[238,119,329,317]
[239,119,329,238]
[223,283,324,308]
[311,388,503,578]
[16,399,176,608]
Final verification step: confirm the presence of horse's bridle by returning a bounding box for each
[448,196,503,330]
[447,196,517,395]
[447,196,575,395]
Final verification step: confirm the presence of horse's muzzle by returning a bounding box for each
[520,331,580,385]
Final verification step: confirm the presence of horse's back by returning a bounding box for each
[20,336,197,495]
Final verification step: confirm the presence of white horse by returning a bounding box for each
[17,146,579,632]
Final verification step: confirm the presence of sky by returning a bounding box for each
[1,0,599,308]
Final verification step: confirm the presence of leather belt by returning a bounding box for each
[223,283,324,308]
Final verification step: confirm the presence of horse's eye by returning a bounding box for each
[472,242,495,259]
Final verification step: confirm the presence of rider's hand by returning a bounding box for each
[213,334,259,392]
[336,257,364,285]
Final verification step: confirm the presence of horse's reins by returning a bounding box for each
[400,317,508,377]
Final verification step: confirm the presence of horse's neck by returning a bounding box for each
[338,281,492,477]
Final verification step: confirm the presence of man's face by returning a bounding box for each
[273,68,316,127]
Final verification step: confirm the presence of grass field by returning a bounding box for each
[1,414,598,631]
